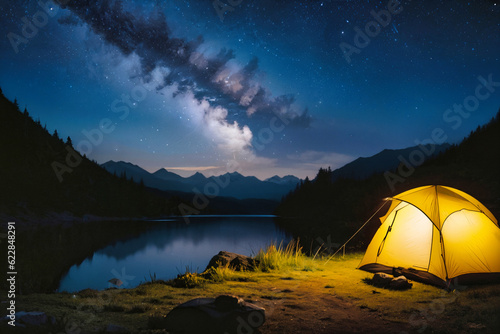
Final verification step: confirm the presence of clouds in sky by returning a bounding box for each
[58,0,311,167]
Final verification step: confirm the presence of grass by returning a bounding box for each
[254,239,318,272]
[4,245,500,333]
[203,262,258,283]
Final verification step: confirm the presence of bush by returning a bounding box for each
[170,271,206,288]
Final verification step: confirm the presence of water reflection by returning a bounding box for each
[58,216,290,292]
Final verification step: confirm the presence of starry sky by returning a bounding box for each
[1,0,499,179]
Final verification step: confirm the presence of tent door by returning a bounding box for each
[375,205,433,270]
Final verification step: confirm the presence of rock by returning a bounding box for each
[388,275,413,290]
[108,278,123,287]
[205,251,258,272]
[370,272,412,290]
[1,311,56,329]
[16,311,50,326]
[162,294,266,334]
[371,272,393,287]
[214,294,240,311]
[105,323,129,333]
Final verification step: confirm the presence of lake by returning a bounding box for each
[58,216,291,292]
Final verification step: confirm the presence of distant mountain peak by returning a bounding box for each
[103,160,139,167]
[326,143,451,182]
[186,172,207,182]
[152,168,184,182]
[152,168,173,175]
[100,161,300,200]
[102,160,147,172]
[265,175,301,185]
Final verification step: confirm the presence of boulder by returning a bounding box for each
[16,311,53,326]
[205,251,258,271]
[388,275,413,290]
[162,295,265,334]
[370,272,413,290]
[0,311,56,328]
[371,272,393,287]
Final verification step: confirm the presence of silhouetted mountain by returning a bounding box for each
[329,144,449,182]
[205,172,299,200]
[266,175,301,186]
[102,161,192,192]
[152,168,186,182]
[185,172,208,184]
[102,162,300,200]
[276,109,500,250]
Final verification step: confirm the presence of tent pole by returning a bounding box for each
[325,199,390,264]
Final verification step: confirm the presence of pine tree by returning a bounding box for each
[13,98,20,111]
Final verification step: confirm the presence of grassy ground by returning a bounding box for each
[2,245,500,333]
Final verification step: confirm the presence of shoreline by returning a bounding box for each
[3,253,499,333]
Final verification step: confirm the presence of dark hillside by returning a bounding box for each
[0,89,182,221]
[276,109,500,249]
[328,143,449,182]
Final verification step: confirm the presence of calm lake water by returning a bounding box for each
[58,216,291,292]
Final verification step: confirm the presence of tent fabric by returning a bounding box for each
[358,185,500,287]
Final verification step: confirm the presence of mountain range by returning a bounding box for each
[101,161,301,200]
[0,90,286,219]
[101,142,450,202]
[4,87,494,226]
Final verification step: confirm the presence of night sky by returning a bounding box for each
[1,0,499,179]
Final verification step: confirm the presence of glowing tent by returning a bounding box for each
[358,185,500,287]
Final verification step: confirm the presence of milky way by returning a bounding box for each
[0,0,499,178]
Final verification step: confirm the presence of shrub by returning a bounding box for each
[170,271,206,288]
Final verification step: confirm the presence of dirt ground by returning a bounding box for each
[251,277,410,334]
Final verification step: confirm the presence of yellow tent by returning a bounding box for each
[358,185,500,287]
